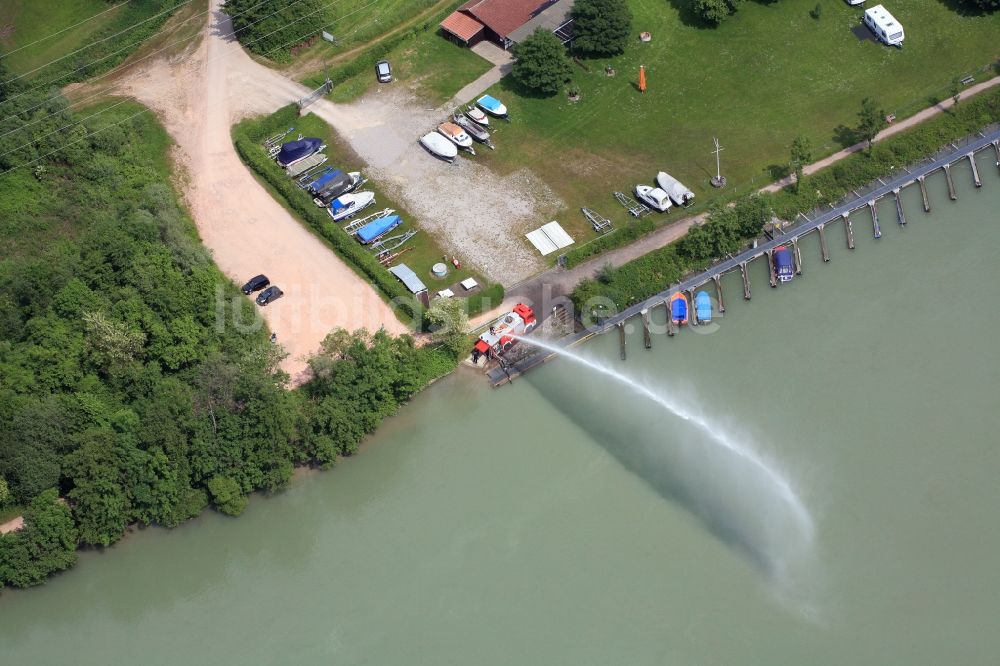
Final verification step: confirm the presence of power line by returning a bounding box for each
[0,0,290,113]
[0,0,380,178]
[0,0,281,110]
[0,2,128,60]
[4,0,198,84]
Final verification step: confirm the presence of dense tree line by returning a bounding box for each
[222,0,327,61]
[0,65,456,590]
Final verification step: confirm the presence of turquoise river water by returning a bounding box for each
[1,152,999,664]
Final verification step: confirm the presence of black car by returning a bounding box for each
[241,274,270,295]
[255,286,284,306]
[375,60,392,83]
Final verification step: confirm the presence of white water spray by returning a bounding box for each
[516,336,817,573]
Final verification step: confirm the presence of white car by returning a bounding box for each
[635,185,672,212]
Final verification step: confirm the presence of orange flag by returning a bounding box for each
[639,65,647,93]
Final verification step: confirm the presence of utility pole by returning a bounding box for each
[710,137,726,188]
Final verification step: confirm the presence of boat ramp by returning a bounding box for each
[488,126,1000,387]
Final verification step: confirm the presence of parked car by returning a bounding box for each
[255,286,284,306]
[241,274,270,295]
[375,60,392,83]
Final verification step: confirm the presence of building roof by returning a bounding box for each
[387,264,428,294]
[507,0,575,44]
[458,0,559,41]
[440,10,485,43]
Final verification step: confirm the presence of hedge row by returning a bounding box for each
[562,216,658,268]
[232,111,421,324]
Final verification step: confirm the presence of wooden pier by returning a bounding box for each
[994,140,1000,172]
[686,289,699,325]
[894,189,907,226]
[943,163,957,200]
[486,129,1000,387]
[867,201,882,239]
[766,250,777,288]
[792,238,803,275]
[641,309,652,349]
[968,152,982,188]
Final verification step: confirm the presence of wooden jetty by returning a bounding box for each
[486,129,1000,387]
[617,322,626,360]
[968,152,982,188]
[867,201,882,239]
[766,250,777,288]
[894,189,907,226]
[792,238,803,275]
[642,309,652,349]
[943,163,957,201]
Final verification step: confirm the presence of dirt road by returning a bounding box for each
[0,515,24,534]
[114,4,410,382]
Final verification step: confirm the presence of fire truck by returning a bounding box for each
[472,304,537,362]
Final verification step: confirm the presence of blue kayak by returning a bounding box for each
[695,290,712,323]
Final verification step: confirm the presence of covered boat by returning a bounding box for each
[773,245,794,283]
[465,107,489,127]
[306,167,340,193]
[655,171,695,207]
[453,113,491,144]
[276,138,324,167]
[437,122,475,154]
[356,214,402,244]
[635,185,672,212]
[695,290,712,323]
[476,95,508,119]
[327,191,375,221]
[670,292,688,325]
[419,132,458,162]
[313,171,364,206]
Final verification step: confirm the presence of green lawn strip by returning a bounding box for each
[1,0,187,83]
[232,106,502,321]
[473,0,1000,253]
[572,88,1000,311]
[324,27,492,106]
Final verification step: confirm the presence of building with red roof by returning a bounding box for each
[440,0,575,49]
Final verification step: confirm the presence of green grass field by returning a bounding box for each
[471,0,1000,243]
[0,0,125,74]
[326,28,492,105]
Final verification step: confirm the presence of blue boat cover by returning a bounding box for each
[277,138,322,166]
[356,215,401,244]
[478,95,503,112]
[330,196,352,213]
[671,297,687,320]
[304,167,333,188]
[309,169,343,192]
[774,248,794,275]
[695,291,712,322]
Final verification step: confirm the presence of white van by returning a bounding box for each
[864,5,905,47]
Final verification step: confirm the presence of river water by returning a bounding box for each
[2,153,999,664]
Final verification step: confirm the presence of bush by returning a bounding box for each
[207,475,248,516]
[562,217,657,268]
[511,29,573,96]
[223,0,327,62]
[571,0,633,57]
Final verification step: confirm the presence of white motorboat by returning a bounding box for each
[655,171,695,206]
[437,122,475,154]
[419,132,458,162]
[327,191,376,221]
[465,107,489,127]
[476,95,508,119]
[635,185,673,212]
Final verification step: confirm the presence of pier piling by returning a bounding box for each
[867,201,882,239]
[917,176,931,212]
[713,275,726,313]
[766,250,777,288]
[839,214,855,250]
[740,262,751,300]
[686,290,698,326]
[791,238,803,275]
[968,152,982,188]
[641,309,652,349]
[617,321,626,360]
[894,189,906,226]
[666,300,676,337]
[818,223,830,262]
[943,164,957,201]
[993,140,1000,173]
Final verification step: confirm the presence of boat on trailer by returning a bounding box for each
[276,138,324,167]
[670,292,688,325]
[419,132,458,162]
[356,214,402,244]
[437,122,475,155]
[285,153,327,178]
[655,171,695,207]
[312,171,365,206]
[327,191,375,221]
[773,245,794,283]
[476,95,508,120]
[464,107,489,127]
[695,291,712,323]
[635,185,672,212]
[452,113,493,147]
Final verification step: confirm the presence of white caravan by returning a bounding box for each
[864,5,904,47]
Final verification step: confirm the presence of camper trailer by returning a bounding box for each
[864,5,904,47]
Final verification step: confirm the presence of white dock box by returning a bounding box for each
[864,5,904,47]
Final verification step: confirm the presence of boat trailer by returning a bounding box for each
[582,207,613,232]
[343,208,395,235]
[373,229,417,257]
[614,191,650,218]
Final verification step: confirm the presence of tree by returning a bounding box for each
[571,0,633,56]
[222,0,327,61]
[789,136,812,191]
[857,97,887,150]
[0,489,77,588]
[0,476,9,506]
[512,29,573,97]
[951,0,999,10]
[950,77,962,106]
[207,475,247,516]
[426,298,470,358]
[693,0,744,25]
